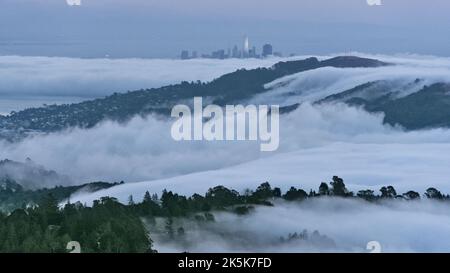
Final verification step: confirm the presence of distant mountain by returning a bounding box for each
[0,56,389,140]
[0,158,72,190]
[317,81,450,130]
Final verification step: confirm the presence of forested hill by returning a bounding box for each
[0,56,388,140]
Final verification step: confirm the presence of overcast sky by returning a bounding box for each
[1,0,450,58]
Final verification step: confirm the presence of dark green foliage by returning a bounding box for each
[161,190,190,217]
[252,182,273,200]
[234,205,254,215]
[330,176,353,197]
[380,186,397,198]
[0,195,152,253]
[403,191,421,200]
[1,175,449,253]
[283,187,308,201]
[319,182,330,196]
[165,218,175,239]
[425,188,444,199]
[272,187,282,198]
[205,186,241,208]
[357,190,376,201]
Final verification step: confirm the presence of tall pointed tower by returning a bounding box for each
[243,35,249,57]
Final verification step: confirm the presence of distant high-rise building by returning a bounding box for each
[243,35,249,57]
[178,36,275,60]
[232,45,240,58]
[249,46,257,58]
[181,50,189,60]
[262,44,273,57]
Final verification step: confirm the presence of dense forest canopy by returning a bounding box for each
[0,176,448,253]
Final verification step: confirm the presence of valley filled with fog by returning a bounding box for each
[152,198,450,253]
[2,53,450,252]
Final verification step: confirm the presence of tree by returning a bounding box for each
[206,186,240,207]
[40,193,59,213]
[272,187,282,198]
[425,188,443,200]
[253,182,273,200]
[39,193,61,225]
[165,218,174,239]
[128,195,135,206]
[319,182,329,196]
[403,191,420,200]
[380,186,397,198]
[143,191,152,203]
[357,190,376,201]
[151,194,159,202]
[330,176,351,197]
[283,187,308,201]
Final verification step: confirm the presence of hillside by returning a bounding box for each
[0,159,72,190]
[0,56,388,140]
[318,81,450,130]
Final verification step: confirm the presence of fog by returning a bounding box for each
[2,54,450,195]
[45,102,450,204]
[2,53,450,252]
[252,53,450,106]
[0,55,288,113]
[152,198,450,253]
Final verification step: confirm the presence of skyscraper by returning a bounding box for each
[243,35,249,57]
[262,44,273,57]
[232,45,240,58]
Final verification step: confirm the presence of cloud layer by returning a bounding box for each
[252,53,450,106]
[153,198,450,253]
[0,53,450,196]
[0,55,286,98]
[2,53,450,252]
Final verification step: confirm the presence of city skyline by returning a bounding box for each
[1,1,450,58]
[180,36,280,60]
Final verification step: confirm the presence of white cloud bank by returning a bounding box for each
[2,53,450,252]
[153,198,450,253]
[1,54,449,192]
[1,102,446,200]
[0,55,289,98]
[252,53,450,106]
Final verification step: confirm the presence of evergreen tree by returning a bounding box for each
[283,187,308,201]
[330,176,352,197]
[403,191,420,200]
[425,188,444,199]
[253,182,273,200]
[143,191,152,203]
[272,187,282,198]
[380,186,397,198]
[319,182,330,196]
[128,195,135,206]
[165,218,174,239]
[357,190,376,201]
